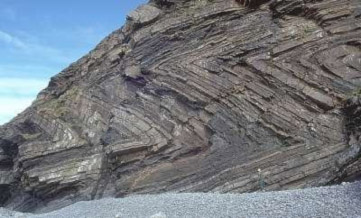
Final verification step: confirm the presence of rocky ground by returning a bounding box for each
[1,182,360,218]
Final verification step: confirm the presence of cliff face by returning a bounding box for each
[1,0,361,212]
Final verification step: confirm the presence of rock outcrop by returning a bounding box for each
[1,0,361,212]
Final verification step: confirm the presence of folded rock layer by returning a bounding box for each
[1,0,361,212]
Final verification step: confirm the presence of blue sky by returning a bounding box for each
[0,0,147,124]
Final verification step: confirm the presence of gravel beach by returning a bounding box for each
[1,182,361,218]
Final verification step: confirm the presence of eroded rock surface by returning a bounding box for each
[0,0,361,212]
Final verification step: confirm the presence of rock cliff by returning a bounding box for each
[1,0,361,212]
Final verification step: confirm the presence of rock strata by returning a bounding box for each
[0,0,361,212]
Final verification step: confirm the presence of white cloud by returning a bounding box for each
[0,30,26,49]
[0,97,35,125]
[0,78,48,89]
[0,78,48,96]
[0,97,34,114]
[0,30,73,64]
[0,78,48,125]
[0,115,14,126]
[0,64,57,77]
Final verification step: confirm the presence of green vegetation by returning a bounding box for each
[38,86,80,118]
[21,133,41,140]
[350,88,361,97]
